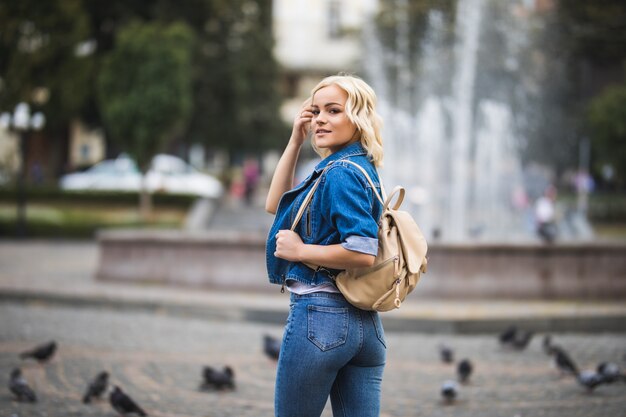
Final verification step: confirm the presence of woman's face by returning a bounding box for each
[310,84,358,154]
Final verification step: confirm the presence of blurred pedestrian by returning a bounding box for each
[243,157,260,206]
[265,74,386,417]
[535,185,557,243]
[228,167,245,203]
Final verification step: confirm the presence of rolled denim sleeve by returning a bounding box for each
[341,235,378,256]
[322,165,379,256]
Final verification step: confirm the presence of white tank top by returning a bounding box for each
[286,279,341,295]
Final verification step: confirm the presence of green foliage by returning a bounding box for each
[0,186,197,207]
[181,0,286,154]
[1,0,286,172]
[588,192,626,223]
[0,186,192,237]
[0,0,93,129]
[91,0,287,155]
[96,21,195,170]
[552,1,626,176]
[588,82,626,185]
[557,1,626,64]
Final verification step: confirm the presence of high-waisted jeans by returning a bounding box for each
[275,292,387,417]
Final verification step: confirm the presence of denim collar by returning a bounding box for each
[314,142,368,173]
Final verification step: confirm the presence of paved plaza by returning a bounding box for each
[1,302,625,417]
[0,226,625,416]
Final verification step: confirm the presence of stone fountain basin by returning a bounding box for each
[96,229,626,299]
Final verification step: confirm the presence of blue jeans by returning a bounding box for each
[275,292,387,417]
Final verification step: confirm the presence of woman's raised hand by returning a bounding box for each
[291,98,313,146]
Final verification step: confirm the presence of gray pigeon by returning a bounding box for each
[577,370,605,392]
[441,380,458,403]
[597,362,622,384]
[19,341,57,363]
[457,359,473,383]
[553,346,579,376]
[9,368,37,403]
[263,334,281,361]
[542,334,557,356]
[498,326,517,346]
[201,366,235,390]
[109,385,147,416]
[83,371,109,404]
[438,343,454,364]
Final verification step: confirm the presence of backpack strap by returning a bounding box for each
[289,166,329,232]
[337,160,386,206]
[288,164,332,271]
[382,185,405,211]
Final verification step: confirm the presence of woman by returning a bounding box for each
[265,74,386,417]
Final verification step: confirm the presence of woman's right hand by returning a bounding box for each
[290,98,313,146]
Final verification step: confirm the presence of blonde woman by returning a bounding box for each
[266,74,386,417]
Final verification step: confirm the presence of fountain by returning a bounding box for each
[344,0,625,299]
[364,0,548,242]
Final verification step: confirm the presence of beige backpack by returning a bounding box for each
[291,159,428,312]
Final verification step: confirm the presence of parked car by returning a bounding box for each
[59,154,223,198]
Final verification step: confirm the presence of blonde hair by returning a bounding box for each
[310,74,384,167]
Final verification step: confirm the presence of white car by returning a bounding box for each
[59,154,223,199]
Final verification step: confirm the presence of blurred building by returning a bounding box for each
[68,120,105,170]
[272,0,379,123]
[0,130,19,184]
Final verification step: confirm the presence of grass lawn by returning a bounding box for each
[0,201,189,237]
[592,223,626,241]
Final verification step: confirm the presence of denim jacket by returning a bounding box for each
[266,142,384,289]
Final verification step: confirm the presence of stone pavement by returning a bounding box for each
[1,226,626,416]
[1,301,626,417]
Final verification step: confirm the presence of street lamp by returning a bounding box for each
[0,102,46,237]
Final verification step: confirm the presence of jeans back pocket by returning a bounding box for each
[369,311,387,348]
[307,305,348,351]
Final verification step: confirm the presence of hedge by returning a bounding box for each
[0,186,198,208]
[0,186,200,237]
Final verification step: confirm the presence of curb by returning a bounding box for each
[2,288,626,334]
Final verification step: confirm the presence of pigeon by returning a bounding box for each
[19,341,57,363]
[597,362,622,384]
[200,366,235,391]
[577,370,605,392]
[457,359,473,383]
[498,326,517,346]
[8,368,37,403]
[438,343,454,364]
[263,334,281,361]
[542,334,556,356]
[552,346,579,376]
[83,371,109,404]
[500,327,533,351]
[109,385,147,416]
[511,330,534,350]
[440,380,458,403]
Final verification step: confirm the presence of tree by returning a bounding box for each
[96,20,195,218]
[556,1,626,65]
[556,1,626,187]
[0,0,94,175]
[588,81,626,187]
[180,0,287,157]
[2,0,286,182]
